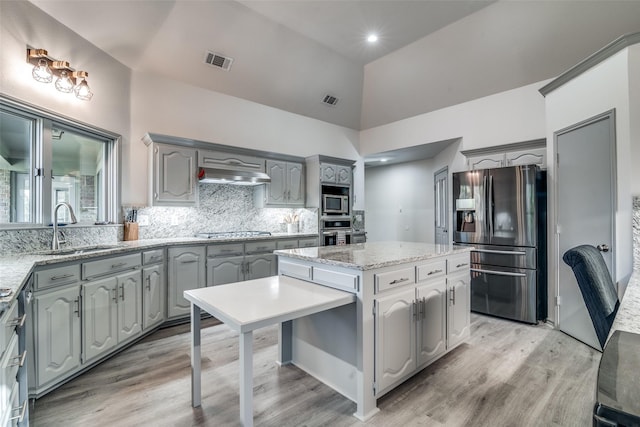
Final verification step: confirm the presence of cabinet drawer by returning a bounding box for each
[1,334,20,388]
[34,264,80,290]
[245,241,276,255]
[143,249,164,265]
[416,259,447,283]
[279,260,312,280]
[276,239,298,250]
[1,301,22,357]
[448,254,470,274]
[207,243,244,258]
[298,238,319,248]
[313,267,359,292]
[375,267,415,293]
[82,253,141,280]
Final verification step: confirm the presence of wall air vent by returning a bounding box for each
[204,51,233,71]
[322,94,339,107]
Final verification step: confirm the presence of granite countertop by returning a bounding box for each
[0,232,318,311]
[274,241,471,271]
[610,268,640,336]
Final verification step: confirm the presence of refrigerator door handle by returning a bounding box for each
[483,174,489,236]
[488,175,494,237]
[474,249,527,256]
[471,268,527,278]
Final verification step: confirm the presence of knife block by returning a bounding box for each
[124,222,139,241]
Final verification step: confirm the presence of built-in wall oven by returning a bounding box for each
[321,219,352,246]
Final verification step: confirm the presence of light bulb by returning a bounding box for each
[32,59,53,83]
[55,70,74,93]
[74,78,93,101]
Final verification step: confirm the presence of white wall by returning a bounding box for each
[629,45,640,197]
[129,72,361,205]
[544,48,635,323]
[0,1,131,149]
[365,158,435,243]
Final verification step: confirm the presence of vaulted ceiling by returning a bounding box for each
[30,1,640,131]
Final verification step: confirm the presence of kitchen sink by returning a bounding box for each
[35,244,124,256]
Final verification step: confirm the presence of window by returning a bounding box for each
[0,97,119,226]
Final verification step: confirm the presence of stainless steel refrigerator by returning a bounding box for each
[453,165,547,324]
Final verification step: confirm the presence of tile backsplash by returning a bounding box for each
[0,183,318,254]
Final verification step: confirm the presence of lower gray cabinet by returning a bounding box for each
[245,254,276,280]
[142,264,165,330]
[416,280,446,367]
[207,254,276,286]
[33,284,81,389]
[167,246,206,318]
[447,272,471,349]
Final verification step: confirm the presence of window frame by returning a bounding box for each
[0,95,120,227]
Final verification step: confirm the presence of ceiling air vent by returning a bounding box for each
[204,51,233,71]
[322,94,339,107]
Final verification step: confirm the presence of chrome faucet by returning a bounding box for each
[52,202,78,250]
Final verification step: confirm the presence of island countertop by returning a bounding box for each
[274,241,471,270]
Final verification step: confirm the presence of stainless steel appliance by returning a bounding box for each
[453,165,547,324]
[321,184,350,216]
[321,219,352,246]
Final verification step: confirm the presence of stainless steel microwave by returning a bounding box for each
[322,194,349,215]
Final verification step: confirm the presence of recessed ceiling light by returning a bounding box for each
[367,34,378,43]
[380,158,388,162]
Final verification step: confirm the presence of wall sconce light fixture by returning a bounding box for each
[27,48,93,101]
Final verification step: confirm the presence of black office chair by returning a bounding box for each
[562,244,619,350]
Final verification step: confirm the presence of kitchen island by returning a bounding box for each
[274,241,472,421]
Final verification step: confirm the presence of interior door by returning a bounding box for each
[556,111,615,350]
[434,167,448,245]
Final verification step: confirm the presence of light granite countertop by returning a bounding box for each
[274,241,471,271]
[0,232,318,312]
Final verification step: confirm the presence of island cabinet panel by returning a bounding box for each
[447,272,471,349]
[167,246,206,318]
[416,280,447,367]
[375,288,417,393]
[278,259,312,280]
[313,267,359,292]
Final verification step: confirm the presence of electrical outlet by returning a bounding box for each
[138,214,150,226]
[170,216,180,226]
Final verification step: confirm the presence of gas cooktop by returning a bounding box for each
[195,231,272,239]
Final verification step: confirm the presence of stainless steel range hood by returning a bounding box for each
[198,167,271,185]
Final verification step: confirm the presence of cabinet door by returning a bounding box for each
[447,272,471,349]
[505,147,546,168]
[320,163,337,183]
[167,246,206,318]
[83,278,118,363]
[245,254,277,280]
[117,270,143,343]
[208,256,244,286]
[336,165,352,185]
[375,288,416,393]
[416,280,447,367]
[34,285,81,387]
[286,162,305,205]
[143,265,165,330]
[266,160,287,204]
[467,154,504,170]
[153,144,197,206]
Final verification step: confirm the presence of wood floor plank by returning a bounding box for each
[30,313,601,426]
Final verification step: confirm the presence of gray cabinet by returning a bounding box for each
[167,246,206,318]
[151,144,197,206]
[208,256,244,286]
[33,284,81,389]
[416,280,446,367]
[467,153,505,170]
[142,265,165,330]
[245,254,277,280]
[463,140,546,171]
[505,147,546,167]
[447,271,471,349]
[320,163,351,185]
[116,270,143,343]
[257,160,305,207]
[206,242,276,286]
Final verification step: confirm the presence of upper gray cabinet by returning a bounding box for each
[320,163,352,185]
[256,160,305,207]
[198,149,265,172]
[462,139,546,171]
[151,143,197,206]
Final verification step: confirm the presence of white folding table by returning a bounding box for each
[184,275,355,427]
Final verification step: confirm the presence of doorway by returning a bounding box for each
[555,110,616,350]
[434,167,448,245]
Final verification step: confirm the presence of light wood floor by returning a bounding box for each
[30,314,600,427]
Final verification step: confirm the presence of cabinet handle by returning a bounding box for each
[51,273,74,281]
[146,276,151,291]
[74,297,80,317]
[421,297,427,320]
[450,287,456,305]
[389,277,409,285]
[111,262,127,269]
[418,298,424,319]
[427,269,443,276]
[112,287,118,303]
[120,284,125,301]
[154,192,158,199]
[180,260,198,264]
[412,300,418,319]
[8,313,26,329]
[9,350,27,368]
[10,401,27,422]
[455,263,468,268]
